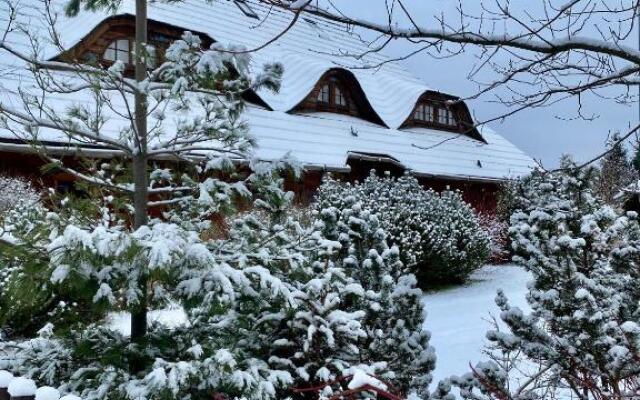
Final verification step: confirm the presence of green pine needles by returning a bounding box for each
[314,172,490,287]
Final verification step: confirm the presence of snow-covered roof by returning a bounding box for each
[0,0,534,181]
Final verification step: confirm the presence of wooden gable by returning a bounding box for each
[402,91,485,142]
[53,15,214,77]
[292,69,386,126]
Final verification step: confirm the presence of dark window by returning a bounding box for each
[104,39,130,64]
[314,77,350,112]
[317,84,330,104]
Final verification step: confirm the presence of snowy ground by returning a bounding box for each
[423,264,531,387]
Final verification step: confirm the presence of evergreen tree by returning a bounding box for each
[273,199,437,399]
[594,133,637,204]
[0,1,306,398]
[453,157,640,399]
[315,173,489,286]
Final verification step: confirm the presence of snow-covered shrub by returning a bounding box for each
[264,199,436,399]
[0,201,106,338]
[0,175,40,215]
[453,157,640,399]
[315,173,490,286]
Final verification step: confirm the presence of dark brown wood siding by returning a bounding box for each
[0,149,500,213]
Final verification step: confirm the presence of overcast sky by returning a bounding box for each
[324,0,639,168]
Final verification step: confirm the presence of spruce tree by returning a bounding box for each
[453,157,640,399]
[280,199,437,399]
[594,133,637,204]
[0,1,304,398]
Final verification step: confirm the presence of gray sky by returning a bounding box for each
[326,0,639,168]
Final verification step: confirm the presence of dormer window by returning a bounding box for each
[438,107,456,127]
[57,16,216,80]
[104,39,131,64]
[292,69,386,126]
[408,100,458,129]
[402,93,485,142]
[414,103,434,123]
[317,84,330,104]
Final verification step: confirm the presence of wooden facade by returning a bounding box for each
[292,69,386,126]
[401,91,485,142]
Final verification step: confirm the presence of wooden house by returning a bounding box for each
[0,0,534,212]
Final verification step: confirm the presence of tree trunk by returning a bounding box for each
[130,0,149,375]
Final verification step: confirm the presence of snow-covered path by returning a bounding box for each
[422,264,531,387]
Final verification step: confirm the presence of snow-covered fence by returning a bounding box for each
[0,372,78,400]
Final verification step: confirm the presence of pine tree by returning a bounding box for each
[315,172,489,287]
[0,0,310,398]
[594,133,637,204]
[274,199,437,399]
[452,157,640,400]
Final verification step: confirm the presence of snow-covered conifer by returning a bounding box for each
[594,133,637,204]
[453,156,640,399]
[315,172,489,286]
[0,175,40,215]
[278,198,437,399]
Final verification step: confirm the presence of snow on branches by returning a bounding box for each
[0,175,40,215]
[315,172,490,287]
[453,157,640,400]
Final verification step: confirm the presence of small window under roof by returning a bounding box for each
[233,0,259,19]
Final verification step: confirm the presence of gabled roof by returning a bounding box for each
[0,0,534,181]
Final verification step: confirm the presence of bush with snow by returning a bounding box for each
[263,200,436,398]
[452,157,640,399]
[0,175,40,215]
[315,173,490,286]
